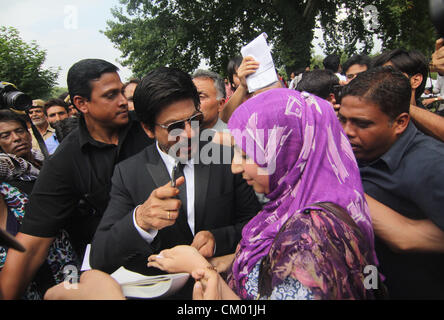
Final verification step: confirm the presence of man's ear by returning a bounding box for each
[217,98,226,113]
[326,93,336,105]
[410,73,423,90]
[72,96,88,114]
[393,112,410,136]
[140,121,155,139]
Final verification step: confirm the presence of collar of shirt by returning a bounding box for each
[212,118,228,132]
[155,141,196,235]
[361,121,418,173]
[78,114,133,151]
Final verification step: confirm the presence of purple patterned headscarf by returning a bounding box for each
[228,88,376,288]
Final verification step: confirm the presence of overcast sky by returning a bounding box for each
[1,0,132,87]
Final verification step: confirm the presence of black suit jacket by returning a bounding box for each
[90,142,261,276]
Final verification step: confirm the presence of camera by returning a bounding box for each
[0,81,32,111]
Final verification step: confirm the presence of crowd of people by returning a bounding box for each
[0,36,444,301]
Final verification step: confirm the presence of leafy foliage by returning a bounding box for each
[104,0,438,78]
[0,26,59,99]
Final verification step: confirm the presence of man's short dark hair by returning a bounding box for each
[342,54,371,75]
[0,110,28,130]
[296,69,339,100]
[372,49,428,98]
[67,59,119,105]
[342,66,411,121]
[133,67,200,131]
[323,54,341,73]
[44,98,69,115]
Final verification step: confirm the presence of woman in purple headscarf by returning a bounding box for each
[148,88,380,300]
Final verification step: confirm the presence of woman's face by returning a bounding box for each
[231,145,270,194]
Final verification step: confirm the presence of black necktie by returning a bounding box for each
[174,163,188,224]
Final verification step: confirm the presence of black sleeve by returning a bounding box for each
[21,154,78,238]
[90,163,154,274]
[407,155,444,231]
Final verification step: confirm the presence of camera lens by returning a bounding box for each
[4,91,32,111]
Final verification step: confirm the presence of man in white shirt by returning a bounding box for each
[192,69,227,132]
[90,67,261,298]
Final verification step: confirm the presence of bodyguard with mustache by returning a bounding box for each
[0,59,153,299]
[338,66,444,299]
[90,67,260,298]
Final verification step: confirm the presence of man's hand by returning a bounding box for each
[191,230,216,257]
[44,270,125,300]
[135,177,185,231]
[432,38,444,75]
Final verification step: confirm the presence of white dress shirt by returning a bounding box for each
[133,142,196,243]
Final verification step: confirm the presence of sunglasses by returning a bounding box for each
[156,112,204,133]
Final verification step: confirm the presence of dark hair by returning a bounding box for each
[296,69,339,100]
[323,54,341,73]
[342,54,371,75]
[52,117,79,142]
[44,98,69,115]
[342,66,411,121]
[0,109,28,130]
[227,56,243,89]
[58,91,69,101]
[133,67,200,131]
[67,59,119,106]
[372,49,428,98]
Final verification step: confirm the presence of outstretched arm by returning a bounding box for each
[0,233,54,299]
[220,56,259,123]
[365,194,444,253]
[44,269,125,300]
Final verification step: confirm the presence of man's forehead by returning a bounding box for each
[340,96,381,116]
[193,77,215,90]
[90,72,123,93]
[157,99,196,124]
[47,105,66,112]
[29,107,44,112]
[0,120,24,132]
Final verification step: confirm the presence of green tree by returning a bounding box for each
[105,0,438,78]
[104,0,375,77]
[376,0,437,58]
[0,26,59,100]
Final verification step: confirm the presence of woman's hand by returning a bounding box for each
[147,245,211,274]
[192,268,222,300]
[208,253,235,273]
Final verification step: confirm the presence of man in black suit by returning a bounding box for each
[90,67,261,284]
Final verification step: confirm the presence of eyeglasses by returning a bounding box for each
[156,112,204,133]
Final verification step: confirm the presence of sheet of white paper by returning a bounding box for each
[80,244,92,271]
[240,32,278,93]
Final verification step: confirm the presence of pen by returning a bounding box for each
[171,160,179,187]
